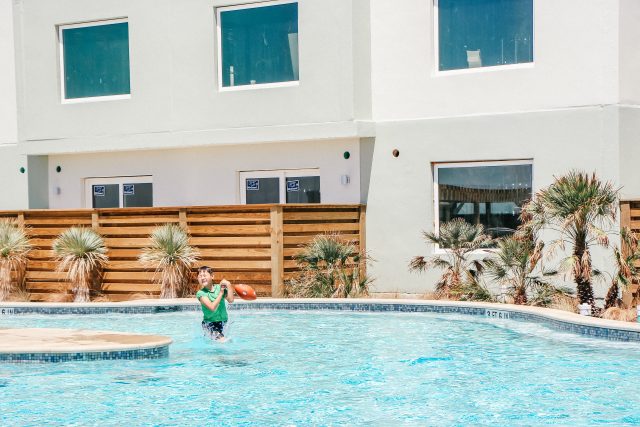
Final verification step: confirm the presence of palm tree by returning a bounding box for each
[139,224,199,299]
[53,227,108,303]
[288,233,371,298]
[605,227,640,309]
[484,235,551,304]
[0,219,32,301]
[409,218,493,299]
[521,171,618,313]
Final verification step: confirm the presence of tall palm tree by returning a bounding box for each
[53,227,108,303]
[409,218,493,299]
[139,224,199,299]
[0,219,32,301]
[521,171,618,313]
[605,227,640,309]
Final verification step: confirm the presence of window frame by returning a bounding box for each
[433,0,536,76]
[216,0,300,92]
[58,18,132,104]
[432,159,534,252]
[239,168,319,204]
[83,175,152,208]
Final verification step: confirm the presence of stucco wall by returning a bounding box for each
[366,106,619,297]
[47,138,362,208]
[18,0,360,151]
[369,0,619,121]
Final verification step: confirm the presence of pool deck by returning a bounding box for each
[0,327,172,363]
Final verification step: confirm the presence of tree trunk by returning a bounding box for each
[574,241,598,314]
[604,280,620,309]
[514,287,527,305]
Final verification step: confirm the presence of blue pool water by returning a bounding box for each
[1,310,640,426]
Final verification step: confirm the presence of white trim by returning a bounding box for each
[58,18,131,103]
[239,168,319,204]
[83,175,152,208]
[433,0,536,75]
[216,0,299,91]
[432,159,534,252]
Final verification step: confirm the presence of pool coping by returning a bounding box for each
[1,298,640,343]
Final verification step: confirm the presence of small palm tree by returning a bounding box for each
[484,235,546,305]
[139,224,199,299]
[0,219,32,301]
[604,227,640,309]
[521,171,618,313]
[409,218,493,299]
[287,233,371,298]
[53,227,108,303]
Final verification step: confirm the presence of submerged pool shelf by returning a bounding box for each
[2,299,640,343]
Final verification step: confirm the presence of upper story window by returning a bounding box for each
[434,161,533,239]
[59,19,131,102]
[436,0,534,72]
[217,1,299,90]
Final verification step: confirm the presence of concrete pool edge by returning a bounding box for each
[1,298,640,342]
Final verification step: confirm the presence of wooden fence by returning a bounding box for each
[619,201,640,306]
[0,204,365,302]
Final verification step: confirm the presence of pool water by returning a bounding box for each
[1,310,640,426]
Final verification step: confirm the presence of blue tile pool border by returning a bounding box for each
[2,300,640,343]
[0,345,170,364]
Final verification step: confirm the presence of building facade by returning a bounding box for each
[1,0,639,297]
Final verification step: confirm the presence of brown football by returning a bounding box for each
[233,284,257,301]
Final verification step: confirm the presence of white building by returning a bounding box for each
[1,0,639,297]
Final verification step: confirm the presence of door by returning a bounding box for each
[240,169,320,204]
[84,176,153,208]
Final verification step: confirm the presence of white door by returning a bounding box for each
[239,169,320,204]
[84,176,153,208]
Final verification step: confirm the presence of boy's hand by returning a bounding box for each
[220,279,231,289]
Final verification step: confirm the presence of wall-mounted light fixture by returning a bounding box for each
[340,175,350,185]
[19,167,25,174]
[343,151,350,160]
[56,166,62,173]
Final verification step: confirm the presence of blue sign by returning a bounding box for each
[287,180,300,192]
[246,179,259,191]
[93,185,106,197]
[123,184,135,195]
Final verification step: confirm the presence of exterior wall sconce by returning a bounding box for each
[340,175,350,185]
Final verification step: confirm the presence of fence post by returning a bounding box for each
[358,205,367,279]
[91,212,99,230]
[179,209,188,230]
[270,205,284,297]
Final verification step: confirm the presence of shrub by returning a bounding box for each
[139,224,199,299]
[286,233,372,298]
[53,227,108,303]
[0,219,31,301]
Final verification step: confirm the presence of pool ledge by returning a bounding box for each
[1,298,640,342]
[0,328,172,363]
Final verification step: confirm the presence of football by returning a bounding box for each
[233,283,257,301]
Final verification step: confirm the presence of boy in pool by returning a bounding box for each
[195,266,235,341]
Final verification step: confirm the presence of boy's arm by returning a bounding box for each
[199,291,225,312]
[221,279,235,303]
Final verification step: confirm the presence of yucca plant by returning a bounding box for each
[409,218,493,299]
[53,227,108,303]
[139,224,199,299]
[604,227,640,309]
[0,219,32,301]
[287,233,371,298]
[521,171,618,313]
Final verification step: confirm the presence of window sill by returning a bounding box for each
[219,80,299,93]
[61,94,131,105]
[434,62,534,77]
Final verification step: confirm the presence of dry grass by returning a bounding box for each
[601,307,638,322]
[5,289,31,302]
[549,294,579,313]
[420,292,440,300]
[91,294,111,302]
[48,293,73,303]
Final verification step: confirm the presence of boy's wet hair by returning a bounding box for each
[198,266,214,274]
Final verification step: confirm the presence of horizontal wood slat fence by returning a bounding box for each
[0,204,366,302]
[619,201,640,306]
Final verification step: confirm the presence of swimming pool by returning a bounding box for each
[2,310,640,426]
